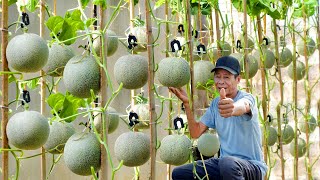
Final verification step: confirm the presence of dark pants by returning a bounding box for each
[172,156,262,180]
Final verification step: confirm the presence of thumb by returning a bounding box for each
[220,88,226,99]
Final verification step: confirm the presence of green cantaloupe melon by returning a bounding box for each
[279,47,292,67]
[130,26,148,53]
[281,124,294,145]
[253,49,275,69]
[129,103,152,129]
[44,121,75,154]
[157,57,190,87]
[267,126,278,146]
[6,110,50,150]
[287,60,306,81]
[114,54,148,89]
[235,35,255,53]
[289,137,307,158]
[6,33,49,72]
[114,131,150,167]
[63,55,100,98]
[208,41,232,60]
[93,106,120,134]
[43,43,75,77]
[197,133,220,157]
[297,37,316,56]
[194,60,214,90]
[230,53,258,78]
[93,29,119,57]
[298,114,317,134]
[64,132,101,176]
[159,134,191,166]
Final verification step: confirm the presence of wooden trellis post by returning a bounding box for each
[1,0,9,179]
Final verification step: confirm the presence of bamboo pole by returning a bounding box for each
[99,5,108,180]
[1,0,9,179]
[214,9,221,58]
[129,0,136,109]
[272,16,285,179]
[39,1,47,179]
[229,1,235,53]
[242,0,250,92]
[291,22,299,180]
[145,0,156,179]
[317,0,320,151]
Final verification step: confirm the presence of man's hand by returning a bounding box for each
[168,87,189,104]
[218,88,235,118]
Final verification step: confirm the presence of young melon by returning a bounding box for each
[156,57,190,87]
[93,106,120,134]
[267,126,278,146]
[44,121,75,154]
[208,41,232,60]
[114,54,148,89]
[130,26,149,53]
[64,132,101,176]
[197,133,220,157]
[6,33,49,72]
[63,55,100,98]
[298,114,317,134]
[235,35,255,53]
[297,37,316,56]
[287,60,306,81]
[43,43,75,77]
[6,111,50,150]
[114,131,150,167]
[194,60,215,90]
[279,47,293,67]
[93,29,119,57]
[281,124,294,145]
[289,137,307,158]
[253,49,275,69]
[128,103,153,129]
[159,134,191,166]
[230,53,258,78]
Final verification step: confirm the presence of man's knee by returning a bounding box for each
[219,156,241,175]
[172,165,195,180]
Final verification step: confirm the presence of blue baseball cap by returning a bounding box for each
[211,56,240,75]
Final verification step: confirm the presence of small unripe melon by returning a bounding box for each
[197,133,220,157]
[114,131,150,167]
[194,60,214,90]
[6,111,50,150]
[281,124,294,145]
[64,132,101,176]
[93,107,120,134]
[298,114,317,134]
[159,134,191,166]
[289,137,307,158]
[208,41,232,60]
[6,33,49,72]
[63,55,100,98]
[297,37,316,56]
[235,35,255,53]
[253,49,275,69]
[267,126,278,146]
[130,26,149,53]
[279,47,292,67]
[43,43,75,77]
[129,103,153,129]
[157,57,190,87]
[44,121,75,154]
[230,53,258,78]
[287,60,306,81]
[93,29,119,57]
[114,54,148,89]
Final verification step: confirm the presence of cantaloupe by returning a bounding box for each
[281,124,294,145]
[197,133,220,157]
[6,111,50,150]
[128,103,152,129]
[63,55,100,98]
[159,134,191,166]
[64,132,101,176]
[208,41,232,60]
[194,60,214,90]
[253,49,275,69]
[43,43,75,77]
[44,121,75,154]
[156,57,190,87]
[93,29,119,57]
[230,53,258,78]
[235,35,255,53]
[287,60,306,81]
[6,33,49,72]
[130,26,149,53]
[289,137,306,158]
[93,106,119,134]
[298,114,317,134]
[279,47,292,67]
[114,54,148,89]
[114,131,150,167]
[297,37,316,56]
[267,126,278,146]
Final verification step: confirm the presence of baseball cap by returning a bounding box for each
[211,56,240,75]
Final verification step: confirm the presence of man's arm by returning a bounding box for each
[169,87,208,138]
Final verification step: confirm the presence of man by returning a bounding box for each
[169,56,267,180]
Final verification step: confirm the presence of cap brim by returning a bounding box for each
[211,66,238,75]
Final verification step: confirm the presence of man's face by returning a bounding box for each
[213,68,240,98]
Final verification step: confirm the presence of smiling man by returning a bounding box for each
[169,56,267,180]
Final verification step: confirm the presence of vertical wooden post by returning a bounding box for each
[39,1,47,179]
[214,9,221,58]
[1,0,9,180]
[145,0,156,179]
[242,0,250,92]
[99,5,108,180]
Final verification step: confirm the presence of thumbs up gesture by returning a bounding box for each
[218,88,234,118]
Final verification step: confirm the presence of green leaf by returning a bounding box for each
[26,78,40,90]
[154,0,166,9]
[47,93,65,112]
[81,0,90,9]
[293,0,317,18]
[85,18,97,28]
[93,0,107,9]
[45,16,64,34]
[26,0,38,12]
[9,0,17,6]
